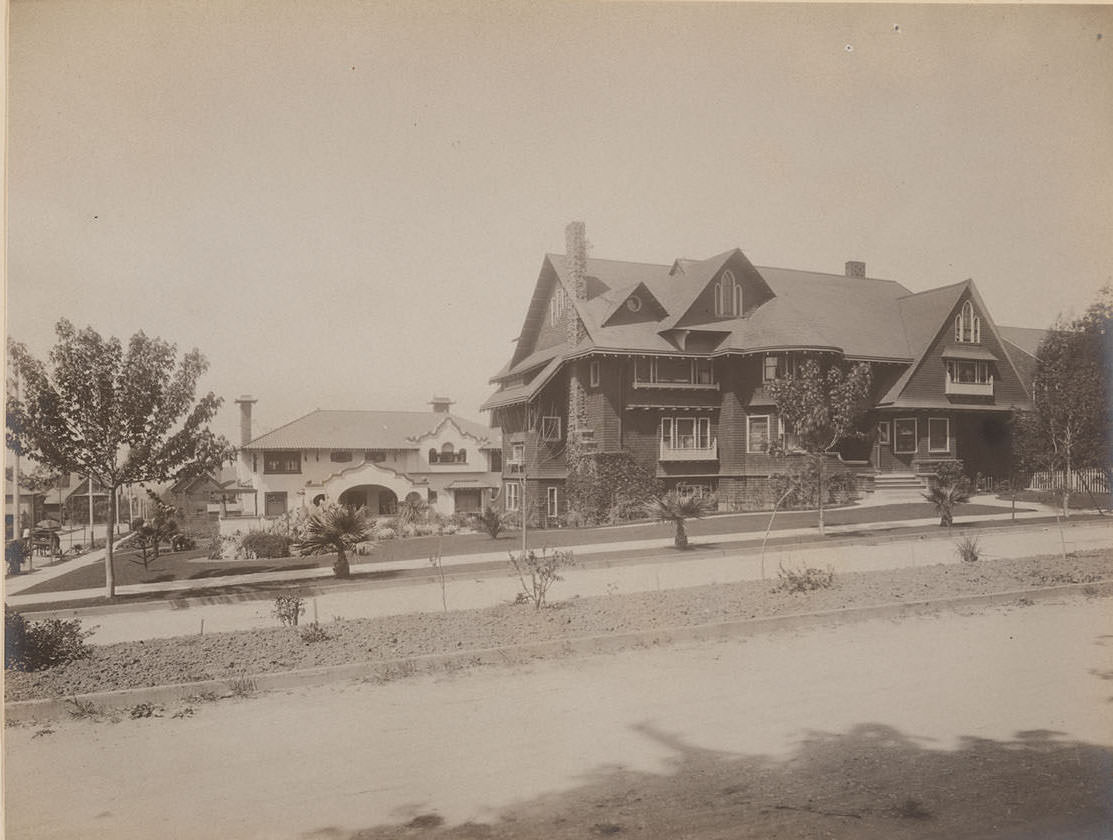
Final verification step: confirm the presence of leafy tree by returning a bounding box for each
[1013,288,1111,517]
[645,491,717,549]
[293,502,371,578]
[6,320,232,598]
[766,358,872,536]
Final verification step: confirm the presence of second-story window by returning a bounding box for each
[511,442,525,463]
[330,451,353,463]
[589,360,601,388]
[540,416,562,441]
[263,451,301,474]
[634,357,716,386]
[955,301,981,343]
[763,355,796,382]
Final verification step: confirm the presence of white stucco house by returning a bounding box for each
[221,396,502,534]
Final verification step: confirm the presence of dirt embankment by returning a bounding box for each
[6,550,1110,703]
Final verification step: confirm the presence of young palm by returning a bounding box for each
[923,481,972,527]
[645,491,717,549]
[293,503,371,578]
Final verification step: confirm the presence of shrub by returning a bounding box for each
[5,607,94,671]
[374,526,397,541]
[774,564,835,593]
[474,506,504,539]
[956,534,981,563]
[272,593,305,626]
[508,548,575,609]
[564,451,664,526]
[170,534,196,552]
[241,531,292,559]
[299,622,330,644]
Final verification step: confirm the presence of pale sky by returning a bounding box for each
[7,1,1112,444]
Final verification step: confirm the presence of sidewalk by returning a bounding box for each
[4,493,1065,605]
[11,516,1110,645]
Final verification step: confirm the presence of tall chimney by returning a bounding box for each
[845,261,866,279]
[429,395,454,414]
[234,395,258,447]
[564,221,589,442]
[565,221,588,303]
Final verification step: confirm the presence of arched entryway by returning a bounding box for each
[339,484,398,515]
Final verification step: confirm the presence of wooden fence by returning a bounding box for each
[1026,468,1110,494]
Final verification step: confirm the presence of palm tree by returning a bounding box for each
[293,503,371,578]
[923,481,972,527]
[645,491,717,549]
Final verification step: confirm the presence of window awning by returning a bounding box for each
[941,345,999,362]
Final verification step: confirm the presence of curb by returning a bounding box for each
[6,578,1110,724]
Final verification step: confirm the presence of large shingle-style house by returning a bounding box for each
[224,396,502,533]
[482,222,1041,516]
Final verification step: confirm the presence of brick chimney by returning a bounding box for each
[234,395,257,447]
[429,396,454,414]
[845,261,866,279]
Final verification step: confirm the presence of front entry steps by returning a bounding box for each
[870,472,928,504]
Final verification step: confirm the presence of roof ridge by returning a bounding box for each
[755,264,907,286]
[545,252,671,270]
[896,278,969,300]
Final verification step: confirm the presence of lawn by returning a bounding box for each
[12,501,1038,599]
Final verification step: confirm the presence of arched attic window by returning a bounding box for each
[714,270,742,317]
[954,301,981,343]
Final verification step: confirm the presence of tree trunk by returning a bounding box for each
[1061,487,1071,520]
[817,454,826,537]
[333,546,350,578]
[674,519,688,549]
[105,490,117,599]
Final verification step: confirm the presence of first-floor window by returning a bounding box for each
[893,418,917,454]
[877,421,890,445]
[428,490,438,504]
[661,416,711,450]
[928,417,950,453]
[505,482,521,511]
[747,415,770,453]
[676,483,711,499]
[547,486,559,519]
[264,492,288,517]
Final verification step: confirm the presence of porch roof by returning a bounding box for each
[940,345,999,361]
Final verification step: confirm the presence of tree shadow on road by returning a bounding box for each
[321,722,1112,840]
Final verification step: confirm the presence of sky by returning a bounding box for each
[7,1,1113,445]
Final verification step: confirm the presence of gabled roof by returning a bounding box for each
[243,410,499,451]
[486,244,1037,412]
[997,325,1048,359]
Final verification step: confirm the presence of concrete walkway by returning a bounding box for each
[15,517,1110,645]
[3,492,1070,604]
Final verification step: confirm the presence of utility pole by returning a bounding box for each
[520,470,528,556]
[12,372,21,541]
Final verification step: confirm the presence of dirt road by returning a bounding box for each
[6,597,1112,839]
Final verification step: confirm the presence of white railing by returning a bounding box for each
[944,376,993,396]
[1027,468,1109,493]
[505,460,525,475]
[659,439,718,461]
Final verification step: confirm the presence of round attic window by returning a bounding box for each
[626,295,642,313]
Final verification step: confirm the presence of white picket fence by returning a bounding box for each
[1026,468,1110,494]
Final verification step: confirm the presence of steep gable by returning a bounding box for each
[881,281,1031,409]
[602,281,667,326]
[508,257,573,369]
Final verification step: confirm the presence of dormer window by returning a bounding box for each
[955,301,981,343]
[550,287,567,326]
[714,270,742,317]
